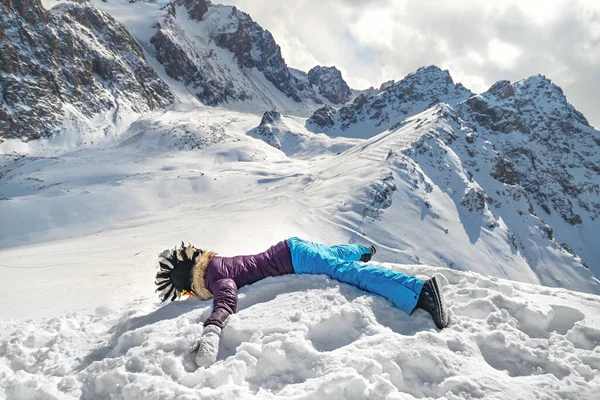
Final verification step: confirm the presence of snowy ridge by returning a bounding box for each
[297,105,600,294]
[1,264,599,399]
[306,65,472,138]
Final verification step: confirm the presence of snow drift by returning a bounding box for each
[1,264,599,399]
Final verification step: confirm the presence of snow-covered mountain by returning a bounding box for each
[303,67,600,279]
[0,0,173,142]
[296,104,598,293]
[0,0,358,143]
[306,65,472,138]
[149,0,352,115]
[454,75,600,276]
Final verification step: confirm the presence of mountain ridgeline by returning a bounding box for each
[306,65,472,138]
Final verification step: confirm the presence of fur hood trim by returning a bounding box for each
[191,251,216,300]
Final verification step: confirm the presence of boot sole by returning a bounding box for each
[430,276,448,329]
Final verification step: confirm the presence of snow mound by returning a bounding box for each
[1,265,599,399]
[116,108,250,153]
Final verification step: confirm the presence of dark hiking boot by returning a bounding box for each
[416,276,448,329]
[360,245,377,262]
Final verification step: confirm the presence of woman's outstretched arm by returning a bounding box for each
[195,278,238,368]
[205,278,238,328]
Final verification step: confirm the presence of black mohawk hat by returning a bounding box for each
[155,242,202,303]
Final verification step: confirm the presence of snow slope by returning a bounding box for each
[247,111,360,158]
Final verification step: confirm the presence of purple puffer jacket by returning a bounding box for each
[203,240,294,327]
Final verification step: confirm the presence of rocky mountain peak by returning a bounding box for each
[457,75,599,234]
[402,65,454,86]
[392,65,471,100]
[151,0,322,111]
[485,80,514,99]
[517,75,589,126]
[307,66,352,105]
[461,75,589,135]
[259,110,282,126]
[306,65,472,138]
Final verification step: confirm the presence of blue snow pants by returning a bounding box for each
[287,237,424,315]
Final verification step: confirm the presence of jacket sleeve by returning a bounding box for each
[204,278,238,328]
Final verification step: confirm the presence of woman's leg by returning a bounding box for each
[327,243,372,262]
[321,259,424,315]
[288,237,370,271]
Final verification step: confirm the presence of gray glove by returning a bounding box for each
[194,324,222,368]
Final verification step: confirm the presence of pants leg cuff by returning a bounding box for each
[406,278,425,315]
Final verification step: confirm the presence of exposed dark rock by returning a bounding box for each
[491,157,518,185]
[487,80,514,99]
[213,7,302,102]
[150,28,240,106]
[465,96,489,113]
[306,105,335,130]
[166,0,208,21]
[307,66,352,104]
[352,94,369,112]
[363,173,397,219]
[379,80,395,91]
[260,110,282,126]
[460,188,486,212]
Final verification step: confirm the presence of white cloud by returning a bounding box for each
[487,39,521,70]
[224,0,600,127]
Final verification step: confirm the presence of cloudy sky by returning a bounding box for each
[225,0,600,128]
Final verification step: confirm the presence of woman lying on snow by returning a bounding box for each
[155,237,448,368]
